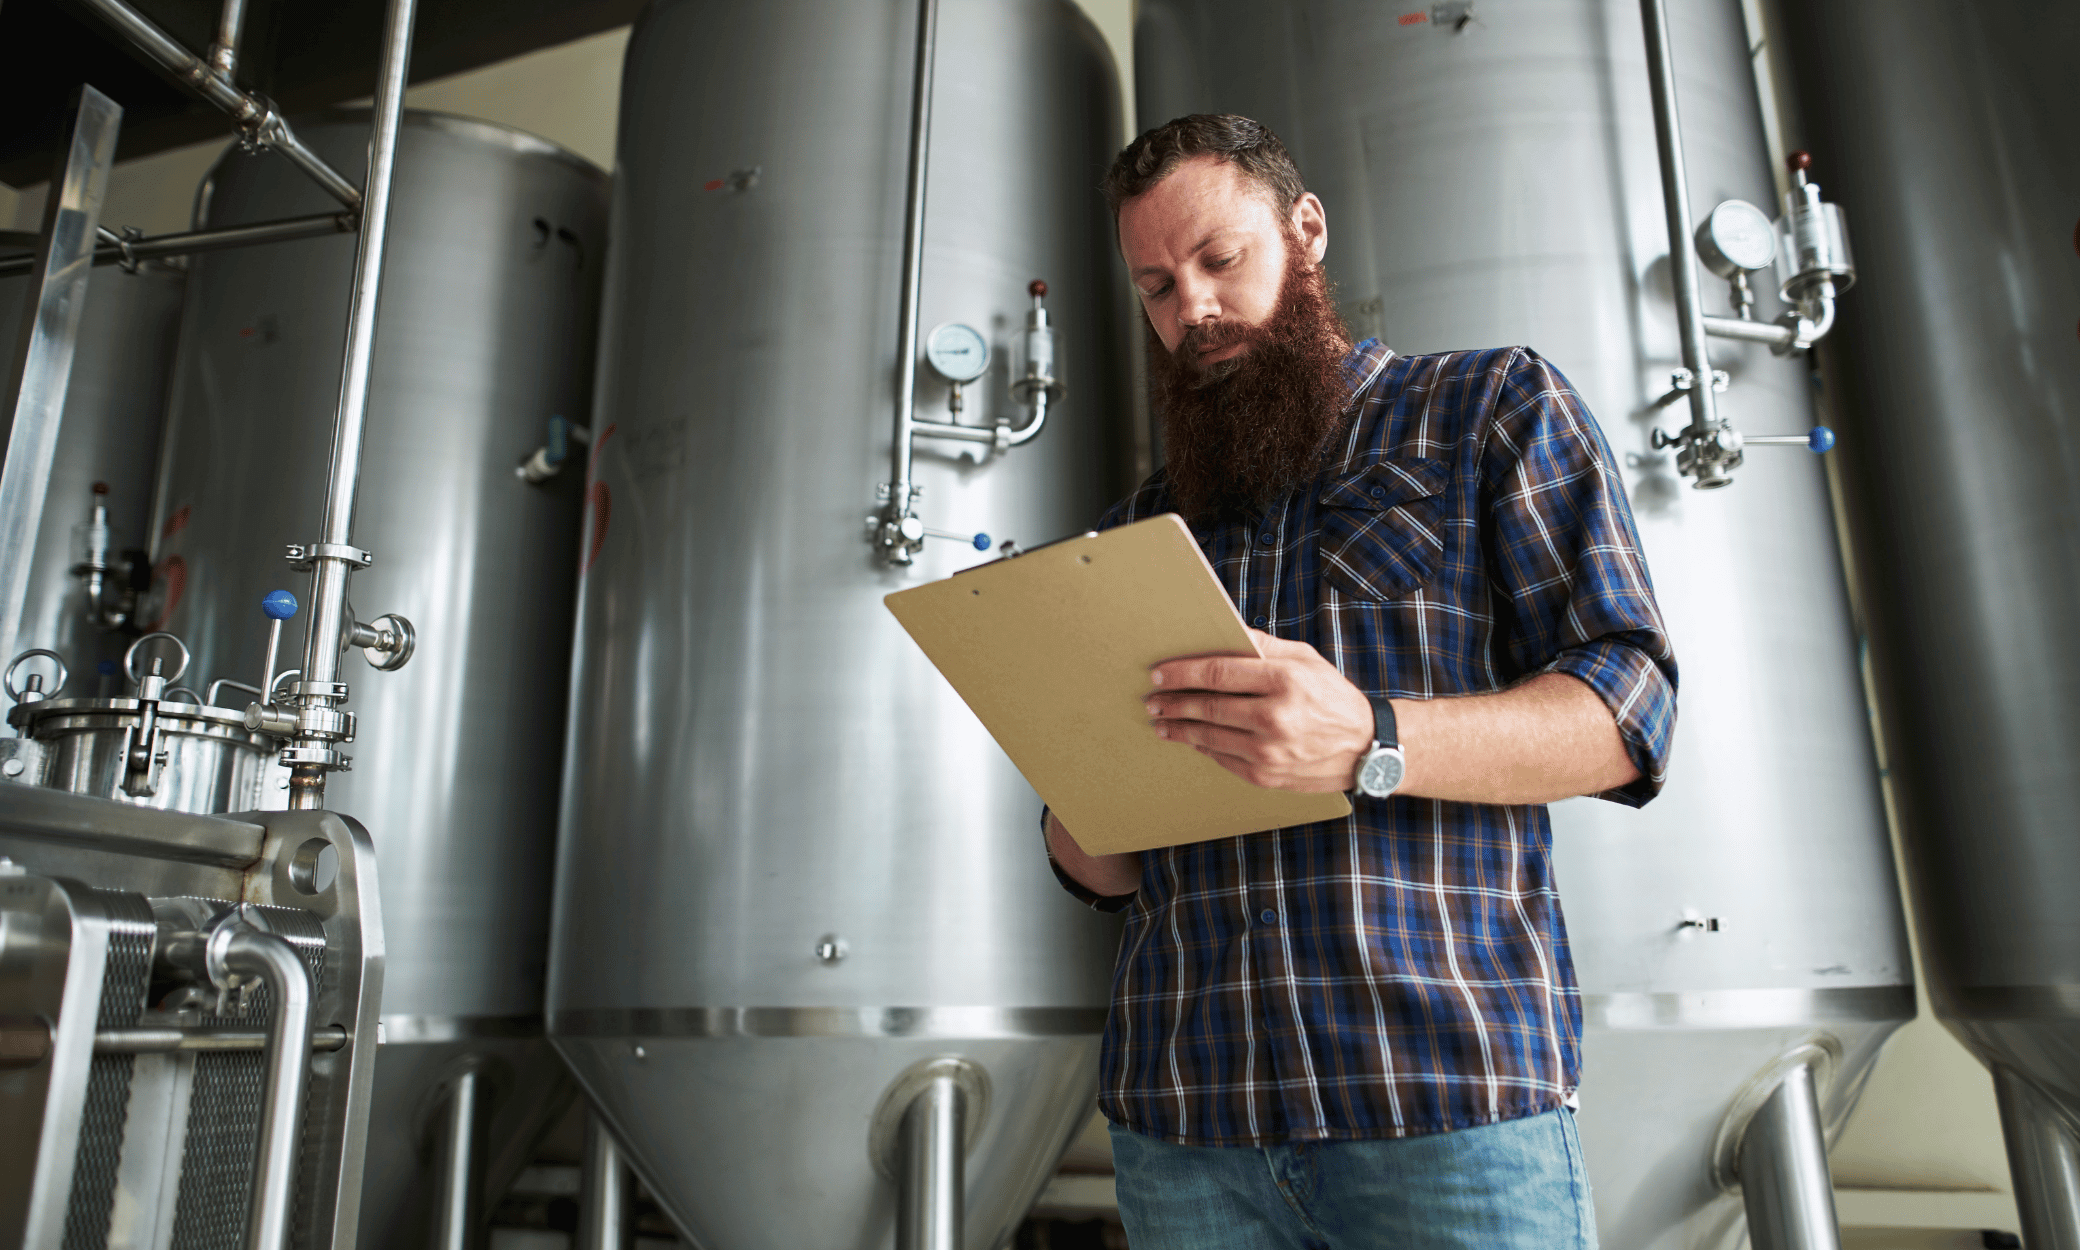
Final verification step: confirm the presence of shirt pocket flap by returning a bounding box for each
[1317,458,1450,602]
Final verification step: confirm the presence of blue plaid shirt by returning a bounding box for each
[1080,340,1676,1146]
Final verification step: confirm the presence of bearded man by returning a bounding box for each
[1042,115,1678,1249]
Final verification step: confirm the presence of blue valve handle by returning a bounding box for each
[262,589,299,620]
[546,415,571,467]
[971,532,991,551]
[920,527,991,550]
[1807,425,1835,453]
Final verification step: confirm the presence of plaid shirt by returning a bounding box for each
[1077,339,1676,1146]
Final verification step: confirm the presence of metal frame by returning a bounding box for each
[0,213,357,280]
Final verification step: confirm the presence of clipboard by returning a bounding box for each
[883,512,1352,856]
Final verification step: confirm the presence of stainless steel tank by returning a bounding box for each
[0,241,183,689]
[1775,4,2080,1243]
[1135,3,1913,1247]
[546,2,1130,1247]
[149,110,607,1247]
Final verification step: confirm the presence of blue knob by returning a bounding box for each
[546,415,571,466]
[1807,426,1836,453]
[262,589,299,620]
[971,532,991,551]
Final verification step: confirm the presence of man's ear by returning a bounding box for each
[1291,191,1329,267]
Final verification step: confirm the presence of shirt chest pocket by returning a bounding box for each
[1317,457,1450,602]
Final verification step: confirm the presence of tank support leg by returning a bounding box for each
[898,1073,966,1250]
[577,1110,631,1250]
[429,1064,485,1250]
[1740,1063,1842,1250]
[1995,1067,2080,1250]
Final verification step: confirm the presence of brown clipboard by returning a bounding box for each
[883,512,1352,855]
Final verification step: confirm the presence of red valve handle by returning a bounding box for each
[1028,279,1047,298]
[1787,150,1813,172]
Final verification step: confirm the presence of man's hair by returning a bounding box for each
[1101,114,1306,221]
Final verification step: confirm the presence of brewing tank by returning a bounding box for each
[0,241,184,689]
[1135,3,1913,1246]
[149,111,606,1246]
[546,2,1130,1246]
[1776,4,2080,1242]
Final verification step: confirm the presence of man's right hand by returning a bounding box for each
[1048,811,1142,899]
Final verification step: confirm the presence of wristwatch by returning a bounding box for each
[1354,697,1406,799]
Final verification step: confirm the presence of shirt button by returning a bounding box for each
[1259,909,1277,925]
[1251,614,1267,627]
[1369,485,1385,499]
[1258,532,1276,545]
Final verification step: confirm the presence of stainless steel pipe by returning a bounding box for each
[69,0,361,210]
[429,1065,485,1250]
[898,1074,966,1250]
[1738,1064,1842,1250]
[288,0,418,809]
[877,0,941,564]
[223,926,316,1250]
[1995,1069,2080,1250]
[578,1113,632,1250]
[0,213,355,279]
[209,0,249,75]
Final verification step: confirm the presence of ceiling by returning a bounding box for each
[0,0,643,187]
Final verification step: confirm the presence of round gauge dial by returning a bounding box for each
[924,322,991,383]
[1696,199,1778,277]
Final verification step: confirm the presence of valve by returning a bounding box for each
[1778,151,1854,304]
[118,632,190,797]
[347,612,415,671]
[245,591,301,737]
[516,414,591,483]
[1743,426,1836,454]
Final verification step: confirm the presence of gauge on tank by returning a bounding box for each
[1695,199,1778,277]
[924,322,990,383]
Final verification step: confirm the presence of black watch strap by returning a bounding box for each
[1371,696,1399,750]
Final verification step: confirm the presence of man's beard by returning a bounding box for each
[1149,249,1353,526]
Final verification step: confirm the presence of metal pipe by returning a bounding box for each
[429,1066,485,1250]
[1738,1063,1842,1250]
[897,1073,964,1250]
[577,1113,631,1250]
[0,86,121,677]
[0,213,355,279]
[94,1024,347,1053]
[1703,313,1797,348]
[209,0,249,76]
[1638,0,1723,459]
[288,0,418,809]
[878,0,941,564]
[70,0,362,210]
[221,926,315,1250]
[1994,1068,2080,1250]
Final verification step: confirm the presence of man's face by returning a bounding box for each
[1118,156,1330,366]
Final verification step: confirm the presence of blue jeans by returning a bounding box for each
[1108,1109,1598,1250]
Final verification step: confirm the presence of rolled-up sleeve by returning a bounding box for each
[1481,350,1677,806]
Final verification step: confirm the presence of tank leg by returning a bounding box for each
[898,1073,966,1250]
[428,1064,486,1250]
[577,1110,631,1250]
[1994,1067,2080,1250]
[1740,1063,1842,1250]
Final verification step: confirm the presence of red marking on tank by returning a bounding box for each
[141,555,186,632]
[704,179,725,192]
[1399,11,1427,24]
[161,505,190,539]
[580,423,618,575]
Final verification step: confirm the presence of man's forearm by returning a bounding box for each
[1395,672,1639,804]
[1048,812,1142,898]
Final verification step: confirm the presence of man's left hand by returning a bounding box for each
[1145,629,1375,792]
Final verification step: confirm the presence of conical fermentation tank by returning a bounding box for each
[1136,3,1912,1247]
[0,240,184,691]
[148,111,607,1247]
[1776,5,2080,1244]
[546,1,1131,1246]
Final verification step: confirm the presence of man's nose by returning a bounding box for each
[1175,275,1220,327]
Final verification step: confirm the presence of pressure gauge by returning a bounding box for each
[1694,199,1778,278]
[924,322,990,384]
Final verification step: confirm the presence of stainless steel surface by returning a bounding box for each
[0,793,385,1249]
[1995,1068,2080,1250]
[549,1,1128,1245]
[221,925,317,1250]
[151,108,604,1247]
[1739,1064,1841,1250]
[209,0,249,76]
[577,1114,631,1250]
[94,1024,349,1052]
[69,0,362,210]
[0,214,357,280]
[899,1075,965,1250]
[0,87,122,677]
[428,1065,484,1250]
[1776,4,2080,1243]
[1637,0,1725,486]
[14,697,273,812]
[1135,3,1913,1247]
[0,241,185,684]
[286,0,418,807]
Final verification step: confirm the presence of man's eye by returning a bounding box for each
[1140,282,1172,300]
[1206,253,1238,271]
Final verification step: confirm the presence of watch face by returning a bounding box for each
[1360,748,1405,798]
